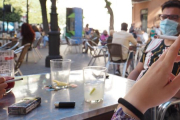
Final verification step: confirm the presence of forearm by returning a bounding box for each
[173,90,180,98]
[128,70,140,81]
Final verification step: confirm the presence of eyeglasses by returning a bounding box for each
[159,14,180,20]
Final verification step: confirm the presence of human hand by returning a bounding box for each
[0,77,8,99]
[120,35,180,113]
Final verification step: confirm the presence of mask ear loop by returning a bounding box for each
[177,24,180,34]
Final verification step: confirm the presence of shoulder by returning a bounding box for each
[145,39,164,52]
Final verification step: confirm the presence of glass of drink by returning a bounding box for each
[0,50,15,93]
[50,59,71,89]
[83,66,107,103]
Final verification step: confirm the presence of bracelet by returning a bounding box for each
[118,98,144,120]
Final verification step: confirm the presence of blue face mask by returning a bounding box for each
[160,19,179,36]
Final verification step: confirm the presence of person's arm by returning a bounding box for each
[112,35,180,120]
[128,62,144,80]
[0,77,8,99]
[174,90,180,98]
[129,34,137,46]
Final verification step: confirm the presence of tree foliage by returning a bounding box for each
[4,0,49,24]
[0,7,22,22]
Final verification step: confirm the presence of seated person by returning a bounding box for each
[32,25,42,41]
[100,30,109,45]
[128,2,180,119]
[112,35,180,120]
[83,30,99,53]
[112,22,137,76]
[107,30,114,44]
[43,34,49,47]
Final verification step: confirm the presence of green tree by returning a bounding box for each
[105,0,114,30]
[0,7,22,22]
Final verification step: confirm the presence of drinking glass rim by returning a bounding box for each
[83,66,107,71]
[50,59,71,62]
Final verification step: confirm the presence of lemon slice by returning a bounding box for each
[52,80,68,86]
[90,88,96,95]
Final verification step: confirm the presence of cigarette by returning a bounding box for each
[158,35,178,40]
[5,78,23,83]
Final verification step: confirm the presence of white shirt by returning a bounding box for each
[35,32,41,40]
[155,28,161,35]
[112,30,137,60]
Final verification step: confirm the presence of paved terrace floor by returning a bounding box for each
[19,44,111,76]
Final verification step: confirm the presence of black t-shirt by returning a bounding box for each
[139,40,180,78]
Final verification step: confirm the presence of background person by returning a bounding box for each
[107,30,114,44]
[20,23,35,46]
[112,22,137,76]
[100,30,109,45]
[150,26,156,40]
[32,25,42,41]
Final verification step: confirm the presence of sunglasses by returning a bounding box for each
[159,14,180,20]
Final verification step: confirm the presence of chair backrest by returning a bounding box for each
[0,41,12,49]
[15,43,31,71]
[107,43,124,62]
[8,41,19,50]
[65,36,70,45]
[33,37,43,48]
[94,37,99,45]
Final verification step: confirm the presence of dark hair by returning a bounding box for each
[32,25,39,32]
[21,23,35,45]
[121,23,128,31]
[94,29,100,36]
[162,0,180,11]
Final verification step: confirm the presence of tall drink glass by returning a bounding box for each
[50,59,71,89]
[83,66,107,103]
[0,50,15,92]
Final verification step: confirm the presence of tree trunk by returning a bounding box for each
[105,0,114,30]
[27,0,29,23]
[39,0,49,34]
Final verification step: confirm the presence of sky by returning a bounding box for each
[47,0,132,33]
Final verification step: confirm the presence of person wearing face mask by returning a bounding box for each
[100,30,109,45]
[127,1,180,118]
[128,0,180,88]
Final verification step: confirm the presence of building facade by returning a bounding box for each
[132,0,168,31]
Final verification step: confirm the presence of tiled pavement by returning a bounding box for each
[19,44,108,76]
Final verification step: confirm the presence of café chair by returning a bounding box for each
[32,37,43,62]
[14,43,31,76]
[64,36,81,54]
[156,98,180,120]
[87,40,108,66]
[0,41,19,50]
[106,43,131,77]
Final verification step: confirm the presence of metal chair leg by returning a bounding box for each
[122,62,127,77]
[32,49,37,63]
[113,64,116,74]
[34,48,41,59]
[64,46,68,54]
[36,48,43,58]
[88,57,94,66]
[18,69,23,76]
